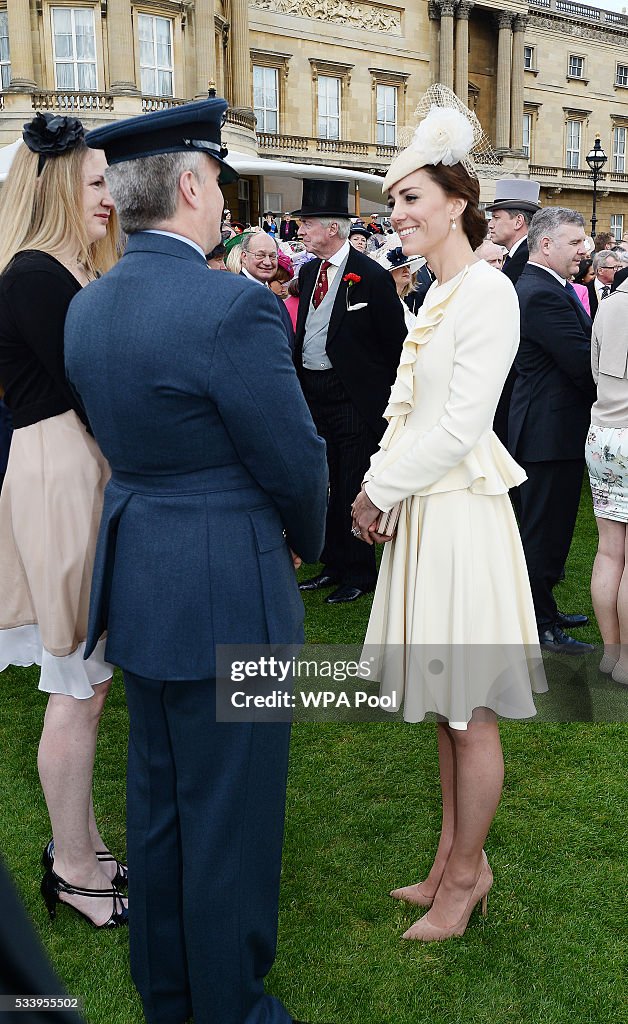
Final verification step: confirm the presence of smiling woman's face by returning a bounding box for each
[81,148,114,245]
[388,168,459,261]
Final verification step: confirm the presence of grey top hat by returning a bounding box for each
[485,179,541,214]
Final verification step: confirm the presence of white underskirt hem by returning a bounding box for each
[0,625,113,699]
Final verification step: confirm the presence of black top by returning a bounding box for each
[0,250,87,429]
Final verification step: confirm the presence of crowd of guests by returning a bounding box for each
[0,86,626,1024]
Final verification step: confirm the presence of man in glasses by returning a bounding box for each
[240,231,294,347]
[588,251,621,318]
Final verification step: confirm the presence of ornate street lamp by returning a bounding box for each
[585,137,608,240]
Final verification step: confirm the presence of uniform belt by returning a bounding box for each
[110,463,258,495]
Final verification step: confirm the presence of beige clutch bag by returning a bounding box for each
[376,502,402,538]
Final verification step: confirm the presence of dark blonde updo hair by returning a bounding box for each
[421,162,487,250]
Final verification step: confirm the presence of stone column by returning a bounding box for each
[439,0,456,93]
[495,11,512,151]
[428,2,441,85]
[230,0,251,109]
[194,0,216,100]
[107,0,138,94]
[6,0,36,91]
[510,14,527,153]
[455,2,473,104]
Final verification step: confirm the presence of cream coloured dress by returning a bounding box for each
[362,260,547,726]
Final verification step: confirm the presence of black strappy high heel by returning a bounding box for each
[40,867,128,928]
[42,839,128,891]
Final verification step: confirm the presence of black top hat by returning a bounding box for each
[292,179,350,218]
[85,98,238,185]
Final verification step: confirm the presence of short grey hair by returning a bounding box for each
[241,231,277,253]
[527,207,584,255]
[593,250,621,271]
[317,216,351,240]
[105,151,210,234]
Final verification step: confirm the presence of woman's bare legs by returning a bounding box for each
[590,518,625,672]
[404,713,503,936]
[391,723,456,902]
[37,679,125,925]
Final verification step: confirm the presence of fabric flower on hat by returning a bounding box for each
[277,251,294,276]
[23,112,84,156]
[409,105,474,168]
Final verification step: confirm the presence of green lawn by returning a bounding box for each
[0,485,626,1024]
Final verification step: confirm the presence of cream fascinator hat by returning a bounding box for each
[383,83,500,193]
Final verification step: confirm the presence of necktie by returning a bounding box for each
[601,285,610,299]
[502,254,511,271]
[312,261,331,309]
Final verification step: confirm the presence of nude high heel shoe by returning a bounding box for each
[391,849,488,909]
[401,852,493,942]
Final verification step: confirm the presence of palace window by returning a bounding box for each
[524,46,534,71]
[565,119,581,169]
[318,76,340,140]
[0,11,10,89]
[376,85,397,146]
[611,214,624,241]
[253,65,278,134]
[613,126,626,173]
[616,64,628,87]
[522,113,531,159]
[138,14,173,97]
[52,7,97,91]
[567,55,585,79]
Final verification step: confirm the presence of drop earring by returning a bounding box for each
[451,218,457,231]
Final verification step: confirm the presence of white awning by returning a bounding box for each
[0,140,22,181]
[228,150,387,206]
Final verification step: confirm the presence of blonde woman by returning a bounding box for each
[0,113,126,928]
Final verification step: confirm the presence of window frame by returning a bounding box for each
[0,10,10,90]
[616,63,628,88]
[610,214,624,241]
[51,5,98,93]
[522,112,532,159]
[376,83,397,147]
[613,125,626,174]
[138,12,174,99]
[253,64,279,134]
[317,75,341,140]
[523,45,535,71]
[565,119,582,170]
[567,54,585,81]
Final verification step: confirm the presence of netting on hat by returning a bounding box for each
[398,84,502,179]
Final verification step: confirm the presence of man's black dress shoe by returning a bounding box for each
[325,584,372,604]
[539,624,594,655]
[298,572,338,592]
[556,610,588,629]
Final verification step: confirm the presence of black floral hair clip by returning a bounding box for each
[22,112,85,176]
[387,246,407,267]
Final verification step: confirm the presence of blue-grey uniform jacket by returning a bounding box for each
[65,232,327,680]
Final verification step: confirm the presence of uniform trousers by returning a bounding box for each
[301,367,378,590]
[123,672,292,1024]
[518,459,585,631]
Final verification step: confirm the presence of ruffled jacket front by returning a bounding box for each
[363,260,526,511]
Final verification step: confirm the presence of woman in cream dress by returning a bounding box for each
[351,99,547,942]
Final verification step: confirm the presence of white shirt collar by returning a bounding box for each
[509,235,527,258]
[528,261,567,287]
[242,267,267,286]
[146,230,207,261]
[326,240,351,267]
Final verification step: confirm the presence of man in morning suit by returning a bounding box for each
[509,207,596,655]
[64,99,328,1024]
[486,178,541,447]
[587,250,621,319]
[279,211,299,242]
[293,180,407,603]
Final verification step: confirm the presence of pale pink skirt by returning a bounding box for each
[0,410,113,697]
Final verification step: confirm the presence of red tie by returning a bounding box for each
[312,261,331,309]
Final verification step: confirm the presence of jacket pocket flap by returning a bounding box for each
[249,506,286,553]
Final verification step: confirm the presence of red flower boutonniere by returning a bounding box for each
[343,273,367,312]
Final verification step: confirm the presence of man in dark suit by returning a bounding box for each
[65,99,328,1024]
[240,229,295,349]
[487,179,541,447]
[279,211,299,242]
[510,207,596,655]
[293,180,407,603]
[586,250,622,319]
